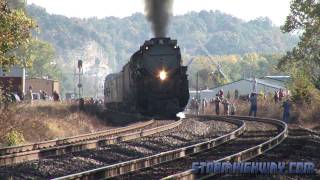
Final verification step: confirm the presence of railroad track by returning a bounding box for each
[160,115,288,180]
[246,125,320,180]
[294,125,320,139]
[0,119,181,166]
[58,115,287,180]
[52,116,245,180]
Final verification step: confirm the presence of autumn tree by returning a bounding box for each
[0,0,36,69]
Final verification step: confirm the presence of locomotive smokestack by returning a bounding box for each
[144,0,173,38]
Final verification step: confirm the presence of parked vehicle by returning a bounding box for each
[31,93,41,100]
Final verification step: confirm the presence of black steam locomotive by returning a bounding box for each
[104,38,189,118]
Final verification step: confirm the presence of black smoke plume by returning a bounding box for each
[144,0,173,37]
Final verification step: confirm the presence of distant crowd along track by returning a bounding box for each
[52,115,246,180]
[0,119,182,166]
[54,115,288,180]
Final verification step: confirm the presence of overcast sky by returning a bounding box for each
[27,0,291,26]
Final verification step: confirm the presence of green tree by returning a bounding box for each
[7,0,26,10]
[0,0,36,69]
[288,69,314,105]
[26,39,61,79]
[280,0,320,89]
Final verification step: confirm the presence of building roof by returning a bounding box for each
[263,76,290,82]
[26,77,58,82]
[207,78,285,91]
[208,79,244,90]
[0,66,23,77]
[253,78,284,89]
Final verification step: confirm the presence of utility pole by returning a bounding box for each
[77,60,83,98]
[196,71,201,101]
[78,60,84,110]
[94,68,98,98]
[74,60,77,97]
[196,71,201,115]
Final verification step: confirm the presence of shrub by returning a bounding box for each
[288,69,316,105]
[5,130,25,146]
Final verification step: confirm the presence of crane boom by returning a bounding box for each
[197,40,227,79]
[186,58,194,66]
[197,40,219,67]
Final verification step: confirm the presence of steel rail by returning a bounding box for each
[162,115,288,180]
[0,120,154,156]
[297,125,320,138]
[53,116,245,180]
[0,120,160,166]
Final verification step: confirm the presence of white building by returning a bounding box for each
[190,76,289,100]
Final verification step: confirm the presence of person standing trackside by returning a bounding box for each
[234,89,239,99]
[218,89,224,99]
[43,91,47,100]
[249,92,258,117]
[279,89,285,101]
[25,86,33,104]
[230,102,237,115]
[190,98,198,115]
[222,98,230,115]
[53,90,60,102]
[274,91,279,103]
[40,90,46,100]
[282,98,291,122]
[201,99,207,114]
[195,98,200,115]
[214,94,221,115]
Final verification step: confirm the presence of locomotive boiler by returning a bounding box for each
[104,38,189,118]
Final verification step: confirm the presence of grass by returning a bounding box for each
[0,101,109,147]
[202,95,320,129]
[235,97,283,119]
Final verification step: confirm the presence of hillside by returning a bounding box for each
[27,5,297,70]
[25,4,298,96]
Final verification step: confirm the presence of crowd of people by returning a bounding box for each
[24,86,61,103]
[1,85,105,110]
[188,88,291,122]
[189,89,237,116]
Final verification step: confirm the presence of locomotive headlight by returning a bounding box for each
[159,70,167,81]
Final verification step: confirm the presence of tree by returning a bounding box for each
[280,0,320,89]
[7,0,26,10]
[0,0,36,69]
[288,69,314,105]
[25,39,61,79]
[186,53,282,89]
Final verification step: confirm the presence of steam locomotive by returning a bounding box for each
[104,38,189,118]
